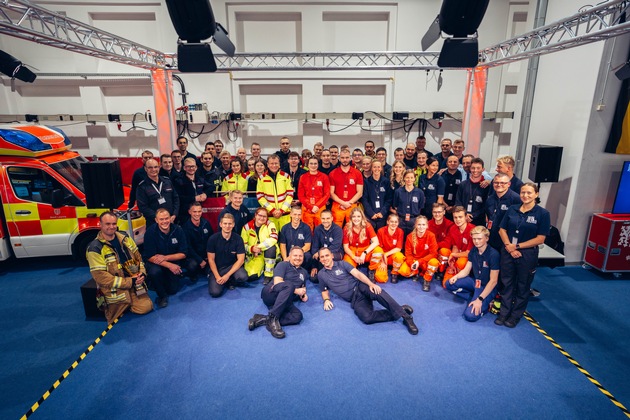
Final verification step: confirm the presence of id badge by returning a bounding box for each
[375,201,380,209]
[405,214,410,222]
[343,190,348,199]
[467,204,473,213]
[158,197,166,205]
[511,237,518,245]
[448,193,453,201]
[487,220,493,229]
[475,279,481,289]
[310,197,315,205]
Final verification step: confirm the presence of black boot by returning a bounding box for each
[403,316,419,335]
[248,314,267,331]
[266,313,285,339]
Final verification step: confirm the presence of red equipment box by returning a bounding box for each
[584,213,630,272]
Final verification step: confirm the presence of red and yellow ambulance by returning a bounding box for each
[0,124,145,261]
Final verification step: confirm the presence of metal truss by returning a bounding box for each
[480,0,630,67]
[2,0,629,72]
[0,0,173,70]
[211,51,440,71]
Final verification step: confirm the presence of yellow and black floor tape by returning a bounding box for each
[20,316,121,420]
[524,312,630,419]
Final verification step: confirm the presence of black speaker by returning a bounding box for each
[615,62,630,80]
[81,160,124,209]
[80,278,105,319]
[529,145,563,183]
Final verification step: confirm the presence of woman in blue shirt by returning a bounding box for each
[496,183,550,328]
[418,157,445,219]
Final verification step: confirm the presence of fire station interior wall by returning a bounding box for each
[0,0,628,263]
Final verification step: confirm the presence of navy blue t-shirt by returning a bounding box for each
[317,261,357,302]
[500,204,551,244]
[274,261,308,288]
[467,245,500,287]
[206,231,246,269]
[280,222,312,249]
[142,223,188,259]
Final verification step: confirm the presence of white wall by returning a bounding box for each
[0,0,515,158]
[1,0,626,262]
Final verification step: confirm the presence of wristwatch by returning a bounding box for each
[477,296,484,302]
[516,243,521,250]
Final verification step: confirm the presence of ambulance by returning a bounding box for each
[0,124,145,261]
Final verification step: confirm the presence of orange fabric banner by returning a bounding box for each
[151,69,177,154]
[462,67,488,157]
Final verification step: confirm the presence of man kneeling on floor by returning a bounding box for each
[143,208,195,308]
[445,226,499,322]
[207,213,249,297]
[317,248,418,335]
[248,246,309,339]
[87,211,153,323]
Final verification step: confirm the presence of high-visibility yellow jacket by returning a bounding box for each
[241,219,279,254]
[221,172,249,202]
[256,170,294,214]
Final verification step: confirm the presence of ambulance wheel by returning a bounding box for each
[73,231,98,260]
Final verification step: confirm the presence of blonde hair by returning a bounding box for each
[345,207,368,244]
[411,215,428,249]
[497,155,515,169]
[390,160,406,189]
[470,225,490,238]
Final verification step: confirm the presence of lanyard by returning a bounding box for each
[152,181,163,196]
[471,249,484,279]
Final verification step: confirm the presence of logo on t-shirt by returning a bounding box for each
[483,261,488,268]
[334,269,343,275]
[299,273,304,281]
[501,204,508,210]
[298,234,304,240]
[412,197,418,203]
[428,184,435,190]
[349,179,355,185]
[172,238,178,244]
[475,196,483,203]
[317,181,323,186]
[463,238,468,245]
[527,216,537,224]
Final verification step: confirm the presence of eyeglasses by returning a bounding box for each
[256,214,268,218]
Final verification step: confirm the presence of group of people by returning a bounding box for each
[87,135,551,339]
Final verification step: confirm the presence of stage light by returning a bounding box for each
[420,0,490,68]
[0,50,37,83]
[165,0,235,73]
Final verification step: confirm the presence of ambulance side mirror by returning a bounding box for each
[51,189,64,208]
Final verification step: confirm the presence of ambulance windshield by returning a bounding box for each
[50,155,87,193]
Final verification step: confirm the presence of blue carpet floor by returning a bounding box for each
[0,258,106,420]
[527,266,630,411]
[1,260,626,419]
